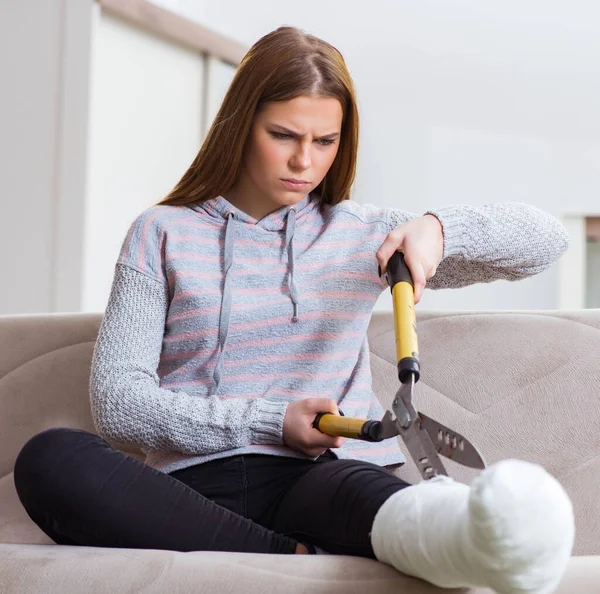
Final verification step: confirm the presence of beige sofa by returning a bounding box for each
[1,309,599,593]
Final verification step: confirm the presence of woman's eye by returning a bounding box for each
[270,132,335,146]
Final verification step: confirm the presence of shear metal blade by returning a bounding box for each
[387,377,486,475]
[418,413,486,469]
[397,421,448,479]
[387,380,448,479]
[377,410,401,439]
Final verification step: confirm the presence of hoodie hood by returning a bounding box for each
[189,192,320,396]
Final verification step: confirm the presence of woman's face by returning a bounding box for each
[225,95,343,221]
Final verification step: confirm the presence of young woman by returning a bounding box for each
[14,26,574,593]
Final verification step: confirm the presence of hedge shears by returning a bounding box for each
[313,251,486,480]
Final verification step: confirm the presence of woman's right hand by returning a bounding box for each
[282,398,346,457]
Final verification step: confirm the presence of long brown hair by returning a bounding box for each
[155,26,359,208]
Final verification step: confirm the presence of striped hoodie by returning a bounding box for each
[89,192,569,475]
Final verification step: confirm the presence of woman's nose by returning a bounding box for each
[290,145,311,169]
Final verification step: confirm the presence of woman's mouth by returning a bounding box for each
[281,179,309,190]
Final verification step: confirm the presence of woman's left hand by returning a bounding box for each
[376,215,444,305]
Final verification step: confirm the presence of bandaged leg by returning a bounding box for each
[370,459,574,594]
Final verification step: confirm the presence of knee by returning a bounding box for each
[13,428,99,494]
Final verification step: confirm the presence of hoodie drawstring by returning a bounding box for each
[285,207,300,323]
[210,207,299,396]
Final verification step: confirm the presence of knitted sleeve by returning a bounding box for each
[89,263,289,455]
[383,202,570,289]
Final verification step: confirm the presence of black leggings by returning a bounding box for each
[13,428,411,557]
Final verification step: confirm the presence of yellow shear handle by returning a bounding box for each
[313,413,365,439]
[312,412,386,441]
[387,251,420,382]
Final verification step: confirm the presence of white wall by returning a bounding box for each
[0,0,92,315]
[82,8,206,313]
[2,0,599,314]
[0,0,234,315]
[0,1,64,314]
[161,0,600,312]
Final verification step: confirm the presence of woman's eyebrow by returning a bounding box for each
[270,124,340,139]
